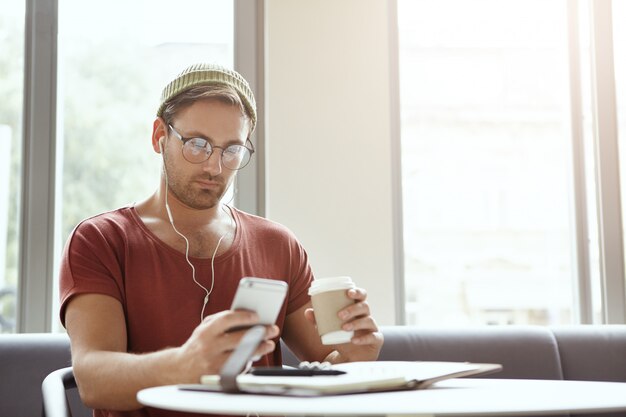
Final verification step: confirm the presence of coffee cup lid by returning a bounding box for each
[308,276,355,296]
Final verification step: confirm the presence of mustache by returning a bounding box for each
[195,175,224,184]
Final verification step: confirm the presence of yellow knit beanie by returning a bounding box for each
[157,63,257,132]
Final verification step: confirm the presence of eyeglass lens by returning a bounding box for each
[182,138,251,170]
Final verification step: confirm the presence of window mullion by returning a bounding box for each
[388,0,405,325]
[234,0,265,217]
[18,0,58,332]
[589,0,626,324]
[566,0,594,324]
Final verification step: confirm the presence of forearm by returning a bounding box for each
[73,347,184,411]
[65,295,277,411]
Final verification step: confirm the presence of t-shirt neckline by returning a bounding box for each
[126,205,243,264]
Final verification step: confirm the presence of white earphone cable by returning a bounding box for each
[161,137,231,323]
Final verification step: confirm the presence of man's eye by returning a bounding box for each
[224,146,243,156]
[188,138,208,150]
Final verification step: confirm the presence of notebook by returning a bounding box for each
[180,360,502,396]
[178,326,501,396]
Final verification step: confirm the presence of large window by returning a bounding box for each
[56,0,234,243]
[0,1,25,333]
[53,0,233,332]
[51,0,235,331]
[5,0,252,333]
[398,0,626,325]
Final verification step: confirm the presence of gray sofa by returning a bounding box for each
[2,325,626,417]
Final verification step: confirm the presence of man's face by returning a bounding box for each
[162,99,249,210]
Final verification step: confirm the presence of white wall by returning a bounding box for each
[265,0,397,324]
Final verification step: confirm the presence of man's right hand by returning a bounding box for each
[175,310,280,383]
[65,294,279,411]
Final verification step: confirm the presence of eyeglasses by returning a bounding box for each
[168,124,255,170]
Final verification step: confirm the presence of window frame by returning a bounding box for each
[387,0,406,325]
[392,0,626,325]
[588,0,626,323]
[16,0,263,332]
[18,0,58,332]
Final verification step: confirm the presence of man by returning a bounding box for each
[60,64,383,417]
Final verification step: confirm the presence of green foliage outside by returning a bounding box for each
[59,40,161,241]
[1,13,163,332]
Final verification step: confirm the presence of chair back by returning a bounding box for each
[42,367,77,417]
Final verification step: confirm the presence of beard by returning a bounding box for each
[163,158,230,210]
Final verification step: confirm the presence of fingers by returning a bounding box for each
[203,309,261,334]
[350,329,384,346]
[213,327,279,363]
[217,324,280,352]
[338,299,371,322]
[196,310,279,355]
[341,315,377,333]
[210,338,277,368]
[337,287,380,345]
[338,287,369,320]
[180,313,280,379]
[253,339,276,358]
[347,287,367,301]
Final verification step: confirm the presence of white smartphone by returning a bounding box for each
[230,277,288,325]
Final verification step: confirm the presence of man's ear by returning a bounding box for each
[152,117,167,153]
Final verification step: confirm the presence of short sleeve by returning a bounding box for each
[59,218,126,326]
[285,237,314,315]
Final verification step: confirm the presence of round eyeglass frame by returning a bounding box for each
[167,124,255,170]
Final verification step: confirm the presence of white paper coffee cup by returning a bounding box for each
[308,276,356,345]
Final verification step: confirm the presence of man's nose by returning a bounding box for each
[203,149,223,175]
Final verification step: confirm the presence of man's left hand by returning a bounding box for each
[304,287,383,363]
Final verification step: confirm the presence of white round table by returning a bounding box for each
[138,378,626,416]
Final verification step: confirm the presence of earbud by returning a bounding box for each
[159,137,165,153]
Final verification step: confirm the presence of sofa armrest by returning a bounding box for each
[552,325,626,382]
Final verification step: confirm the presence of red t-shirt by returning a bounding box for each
[59,206,313,417]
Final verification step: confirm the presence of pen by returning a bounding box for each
[249,367,346,376]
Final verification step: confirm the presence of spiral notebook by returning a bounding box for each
[177,326,501,396]
[181,360,502,396]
